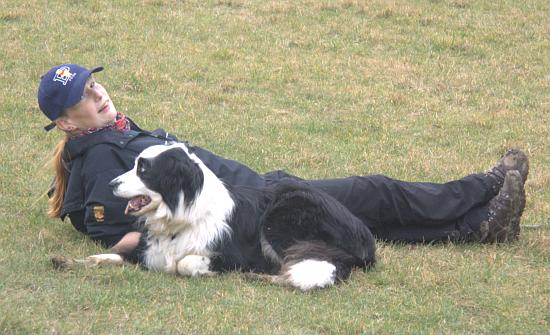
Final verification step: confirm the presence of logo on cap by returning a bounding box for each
[53,66,76,85]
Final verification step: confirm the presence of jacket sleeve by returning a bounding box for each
[80,145,137,248]
[190,145,267,188]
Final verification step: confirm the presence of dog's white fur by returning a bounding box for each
[176,255,214,277]
[286,260,337,291]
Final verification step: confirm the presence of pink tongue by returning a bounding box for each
[125,196,148,215]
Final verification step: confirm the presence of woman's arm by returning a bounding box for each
[109,231,141,253]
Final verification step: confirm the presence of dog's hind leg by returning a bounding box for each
[243,259,340,291]
[51,254,125,270]
[259,239,357,291]
[242,272,290,286]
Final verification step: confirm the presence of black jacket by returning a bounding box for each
[60,119,271,247]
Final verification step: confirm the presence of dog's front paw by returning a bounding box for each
[176,255,215,277]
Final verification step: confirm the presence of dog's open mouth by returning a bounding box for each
[125,195,152,215]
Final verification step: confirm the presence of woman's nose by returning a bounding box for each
[94,89,104,102]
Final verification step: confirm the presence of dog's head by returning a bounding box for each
[111,143,204,221]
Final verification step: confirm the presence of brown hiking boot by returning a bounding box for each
[487,149,529,192]
[479,170,525,243]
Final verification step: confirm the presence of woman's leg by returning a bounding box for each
[306,150,528,243]
[308,173,497,226]
[308,170,526,243]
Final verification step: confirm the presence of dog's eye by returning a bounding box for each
[137,157,151,175]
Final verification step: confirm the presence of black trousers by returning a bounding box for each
[311,174,498,242]
[265,171,497,243]
[196,147,498,243]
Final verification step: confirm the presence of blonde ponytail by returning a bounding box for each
[48,136,70,218]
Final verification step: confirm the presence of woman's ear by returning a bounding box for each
[55,118,77,132]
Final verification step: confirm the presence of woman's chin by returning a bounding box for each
[101,108,118,125]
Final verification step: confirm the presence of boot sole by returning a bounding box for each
[500,170,523,242]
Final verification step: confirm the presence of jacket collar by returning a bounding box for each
[63,118,142,161]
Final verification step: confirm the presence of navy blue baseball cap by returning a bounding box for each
[37,64,103,130]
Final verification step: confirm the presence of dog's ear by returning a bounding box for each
[154,147,204,213]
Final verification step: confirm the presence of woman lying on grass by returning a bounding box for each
[38,64,529,254]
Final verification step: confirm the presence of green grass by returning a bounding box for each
[1,0,549,334]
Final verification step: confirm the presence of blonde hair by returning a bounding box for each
[48,135,70,218]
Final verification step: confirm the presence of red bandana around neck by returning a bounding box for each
[70,112,130,139]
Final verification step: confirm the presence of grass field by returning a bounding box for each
[1,0,549,334]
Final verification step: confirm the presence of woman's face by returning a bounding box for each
[62,77,118,130]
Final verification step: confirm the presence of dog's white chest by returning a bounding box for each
[143,237,181,273]
[143,228,216,273]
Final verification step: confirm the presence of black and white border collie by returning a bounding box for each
[53,143,376,291]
